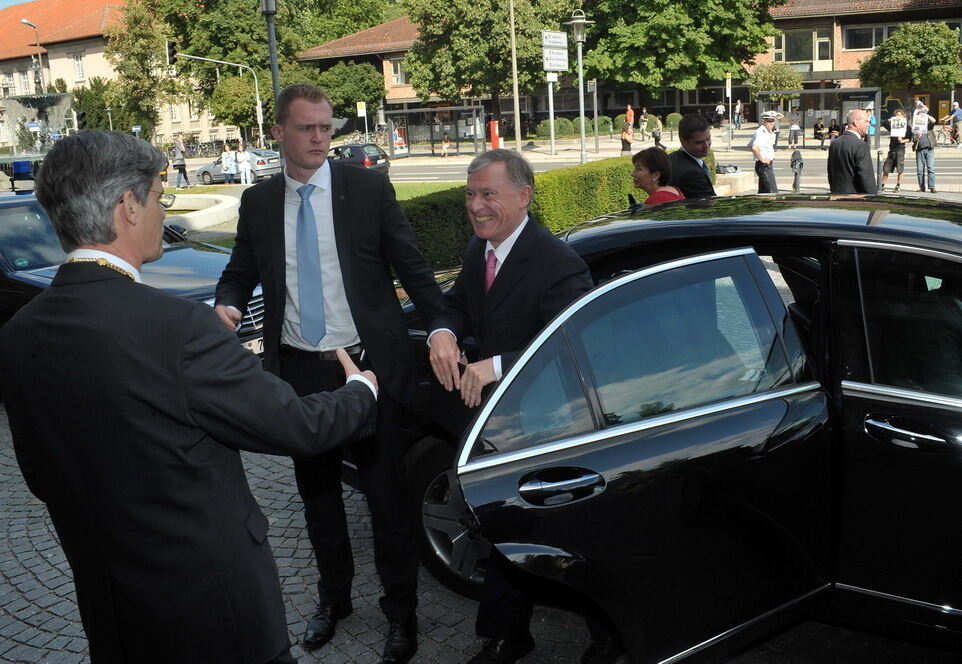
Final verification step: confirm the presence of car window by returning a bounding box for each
[569,256,792,427]
[362,145,383,157]
[856,247,962,397]
[470,332,593,461]
[0,203,66,270]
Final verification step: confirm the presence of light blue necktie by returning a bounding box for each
[296,184,326,345]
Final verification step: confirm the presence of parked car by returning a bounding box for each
[195,148,282,185]
[328,143,390,174]
[394,194,962,660]
[0,194,264,355]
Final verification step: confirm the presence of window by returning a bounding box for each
[72,53,85,82]
[844,24,898,50]
[569,257,792,428]
[391,59,407,86]
[18,70,31,95]
[857,248,962,397]
[774,28,832,65]
[1,72,12,98]
[0,204,67,271]
[188,101,201,121]
[472,333,593,461]
[816,28,832,61]
[169,103,180,122]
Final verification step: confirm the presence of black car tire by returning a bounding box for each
[406,436,489,599]
[201,171,213,185]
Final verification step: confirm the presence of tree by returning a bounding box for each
[401,0,567,118]
[316,61,385,119]
[859,22,962,92]
[71,77,115,130]
[745,63,804,105]
[584,0,782,92]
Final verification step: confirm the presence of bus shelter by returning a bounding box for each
[384,105,485,158]
[756,87,883,151]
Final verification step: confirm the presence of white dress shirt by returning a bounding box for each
[68,249,142,282]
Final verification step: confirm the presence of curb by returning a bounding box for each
[166,194,240,231]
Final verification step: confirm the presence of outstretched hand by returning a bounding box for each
[336,348,377,392]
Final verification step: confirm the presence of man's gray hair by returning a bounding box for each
[467,149,535,192]
[847,108,868,124]
[35,130,166,252]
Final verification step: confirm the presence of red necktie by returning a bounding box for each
[484,249,497,293]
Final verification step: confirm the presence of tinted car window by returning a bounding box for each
[471,332,593,461]
[363,145,385,157]
[857,247,962,397]
[0,203,66,270]
[569,256,792,426]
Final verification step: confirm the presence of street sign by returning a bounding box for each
[356,101,367,117]
[132,125,142,133]
[587,79,596,93]
[51,131,61,140]
[541,30,567,48]
[26,121,40,132]
[725,74,732,100]
[546,72,558,83]
[542,47,568,72]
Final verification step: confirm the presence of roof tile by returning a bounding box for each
[297,16,419,61]
[773,0,962,18]
[0,0,123,61]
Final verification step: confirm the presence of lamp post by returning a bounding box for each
[106,106,113,131]
[175,53,265,148]
[19,19,45,93]
[508,0,522,151]
[564,9,593,165]
[260,0,282,109]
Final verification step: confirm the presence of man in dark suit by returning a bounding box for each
[0,130,378,664]
[215,84,447,664]
[828,108,878,194]
[428,150,620,664]
[668,113,716,199]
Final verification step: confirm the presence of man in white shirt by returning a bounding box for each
[749,110,780,193]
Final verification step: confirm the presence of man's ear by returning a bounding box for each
[117,190,139,226]
[518,185,532,208]
[271,124,283,142]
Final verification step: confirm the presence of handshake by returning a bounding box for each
[214,304,377,391]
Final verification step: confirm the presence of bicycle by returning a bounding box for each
[934,123,960,147]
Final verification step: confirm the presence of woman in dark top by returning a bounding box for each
[632,147,685,204]
[620,122,633,155]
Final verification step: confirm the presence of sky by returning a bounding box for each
[0,0,33,10]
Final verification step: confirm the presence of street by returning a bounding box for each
[2,405,960,663]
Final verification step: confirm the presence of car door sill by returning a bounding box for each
[835,583,962,616]
[658,584,831,663]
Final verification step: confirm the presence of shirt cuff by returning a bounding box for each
[226,305,242,332]
[493,355,502,381]
[427,328,456,346]
[346,374,377,399]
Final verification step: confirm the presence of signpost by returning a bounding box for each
[542,30,568,156]
[357,101,368,136]
[132,125,142,137]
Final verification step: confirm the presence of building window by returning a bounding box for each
[816,28,832,61]
[774,28,832,66]
[18,70,31,95]
[391,59,407,86]
[1,73,12,98]
[188,100,201,121]
[72,54,85,82]
[169,104,180,122]
[843,24,899,50]
[773,34,783,62]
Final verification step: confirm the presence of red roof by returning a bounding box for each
[0,0,124,61]
[773,0,962,18]
[298,16,419,61]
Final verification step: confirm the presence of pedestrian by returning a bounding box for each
[632,147,685,204]
[221,142,238,184]
[441,131,451,157]
[426,150,612,664]
[749,110,780,194]
[827,108,877,194]
[866,108,877,145]
[828,119,841,144]
[215,83,448,664]
[625,103,635,131]
[788,111,801,150]
[651,114,666,150]
[172,134,192,189]
[734,99,743,130]
[938,101,961,146]
[620,121,633,155]
[668,113,716,199]
[237,141,253,184]
[638,106,649,140]
[880,109,910,193]
[714,100,726,128]
[813,117,828,149]
[912,108,937,193]
[0,129,378,664]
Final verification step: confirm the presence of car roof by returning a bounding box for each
[563,195,962,259]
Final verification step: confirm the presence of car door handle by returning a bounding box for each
[864,417,948,451]
[519,470,605,506]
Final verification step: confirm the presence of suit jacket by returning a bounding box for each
[0,262,376,664]
[215,162,446,403]
[436,218,593,370]
[828,131,877,194]
[669,149,716,199]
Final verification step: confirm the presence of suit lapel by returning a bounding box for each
[330,163,354,293]
[483,220,536,317]
[265,174,287,305]
[462,238,486,328]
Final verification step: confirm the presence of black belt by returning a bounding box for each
[279,343,363,362]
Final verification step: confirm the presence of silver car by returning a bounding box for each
[196,148,281,184]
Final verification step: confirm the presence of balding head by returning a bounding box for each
[847,109,870,137]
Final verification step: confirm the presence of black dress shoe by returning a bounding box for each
[302,601,352,651]
[380,614,418,663]
[467,635,535,664]
[581,636,626,664]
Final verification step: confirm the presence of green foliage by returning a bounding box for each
[402,0,567,116]
[531,157,637,233]
[745,63,803,103]
[598,116,614,134]
[401,185,473,269]
[285,0,386,52]
[315,61,386,118]
[72,78,116,131]
[16,119,35,152]
[614,113,627,128]
[49,78,68,93]
[585,0,779,92]
[210,75,258,130]
[535,117,587,139]
[859,22,962,92]
[665,113,682,130]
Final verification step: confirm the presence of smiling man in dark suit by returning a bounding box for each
[428,150,620,664]
[214,83,447,664]
[0,130,378,664]
[668,113,716,199]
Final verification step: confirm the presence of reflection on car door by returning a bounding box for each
[834,242,962,644]
[457,249,834,662]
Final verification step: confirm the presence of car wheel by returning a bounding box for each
[201,171,213,185]
[406,437,489,599]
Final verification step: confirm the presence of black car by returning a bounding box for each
[0,194,264,354]
[399,195,962,660]
[328,143,390,174]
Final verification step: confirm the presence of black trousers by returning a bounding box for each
[755,161,778,194]
[280,352,418,621]
[476,549,616,643]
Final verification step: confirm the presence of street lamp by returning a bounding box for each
[564,9,593,165]
[260,0,281,109]
[19,18,45,93]
[105,106,113,131]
